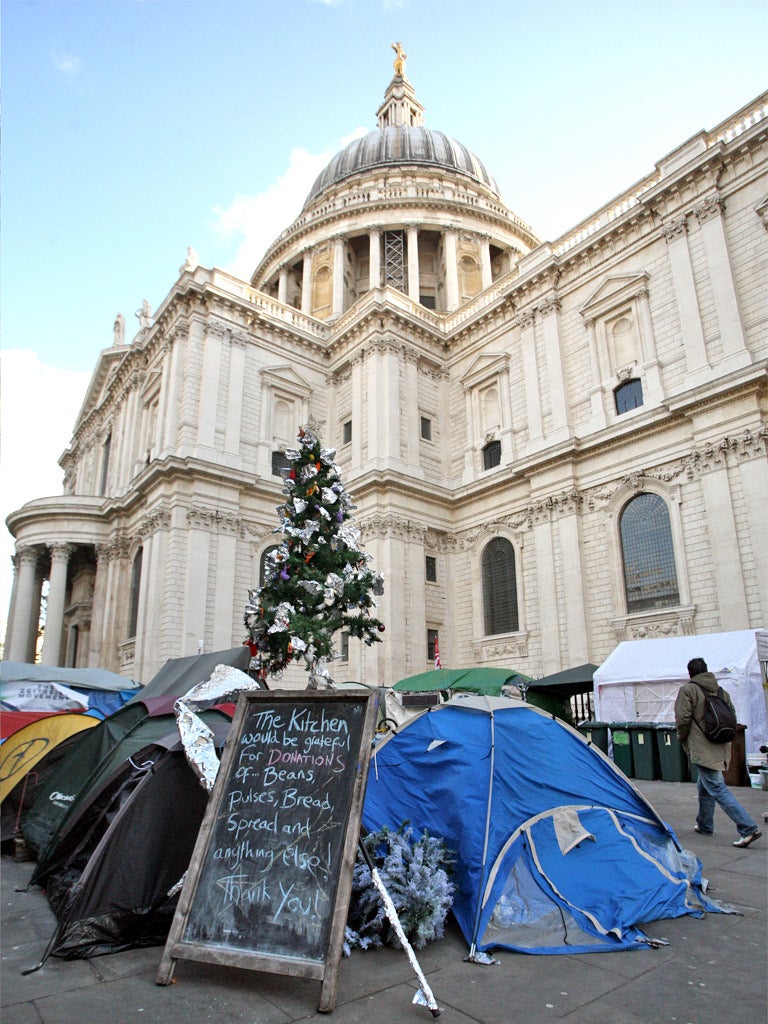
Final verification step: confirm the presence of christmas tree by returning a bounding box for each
[244,424,385,687]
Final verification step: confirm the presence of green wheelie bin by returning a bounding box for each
[654,723,690,782]
[609,723,634,777]
[627,722,661,780]
[577,721,610,756]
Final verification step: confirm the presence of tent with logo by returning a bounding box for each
[20,696,215,870]
[0,712,99,805]
[363,695,728,958]
[593,630,768,754]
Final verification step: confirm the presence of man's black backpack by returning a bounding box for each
[694,683,738,743]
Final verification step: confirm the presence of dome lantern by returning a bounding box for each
[375,42,425,129]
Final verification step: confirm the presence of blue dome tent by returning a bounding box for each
[363,695,730,958]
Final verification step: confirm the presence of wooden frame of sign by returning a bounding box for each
[156,688,378,1013]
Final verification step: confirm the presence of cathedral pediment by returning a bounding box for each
[72,349,128,432]
[579,273,649,320]
[460,352,509,389]
[260,363,314,393]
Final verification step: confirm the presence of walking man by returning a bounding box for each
[675,659,761,843]
[675,657,761,847]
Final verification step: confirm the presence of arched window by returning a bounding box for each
[482,439,501,470]
[482,538,519,635]
[614,378,643,414]
[128,547,143,639]
[619,494,679,612]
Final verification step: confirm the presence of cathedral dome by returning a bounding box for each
[304,125,501,208]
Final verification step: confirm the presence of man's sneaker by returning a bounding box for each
[694,825,712,835]
[733,830,762,848]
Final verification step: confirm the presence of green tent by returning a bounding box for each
[392,667,532,697]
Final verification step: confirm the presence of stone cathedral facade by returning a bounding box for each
[4,56,767,687]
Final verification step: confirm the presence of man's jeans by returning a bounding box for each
[695,765,759,837]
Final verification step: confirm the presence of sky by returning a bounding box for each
[1,0,766,640]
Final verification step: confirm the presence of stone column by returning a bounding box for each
[584,318,607,431]
[366,338,401,468]
[349,354,364,473]
[132,533,153,673]
[3,554,20,660]
[41,543,74,666]
[121,374,141,481]
[184,527,211,657]
[662,217,709,377]
[178,319,205,451]
[403,349,420,468]
[277,266,289,305]
[558,499,589,665]
[197,325,223,450]
[480,236,492,290]
[462,385,475,483]
[407,226,420,302]
[224,335,246,458]
[738,440,768,625]
[96,540,126,673]
[6,547,42,662]
[301,249,314,315]
[699,466,749,629]
[369,229,381,291]
[518,310,543,443]
[635,288,663,404]
[159,332,181,455]
[332,235,345,318]
[538,296,571,440]
[693,194,749,371]
[443,229,459,311]
[532,514,561,675]
[212,530,238,649]
[87,545,108,668]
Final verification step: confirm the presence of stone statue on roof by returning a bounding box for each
[113,312,125,346]
[135,299,153,330]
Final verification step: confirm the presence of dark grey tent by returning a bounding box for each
[527,663,598,696]
[127,646,251,704]
[526,663,598,722]
[25,714,231,965]
[22,697,228,878]
[22,701,154,862]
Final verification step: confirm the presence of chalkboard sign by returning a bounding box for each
[157,689,377,1012]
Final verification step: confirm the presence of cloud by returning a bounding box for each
[0,351,91,629]
[50,49,83,81]
[212,128,367,279]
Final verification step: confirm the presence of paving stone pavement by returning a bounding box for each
[2,781,766,1024]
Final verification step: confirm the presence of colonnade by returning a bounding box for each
[275,226,495,318]
[4,542,79,666]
